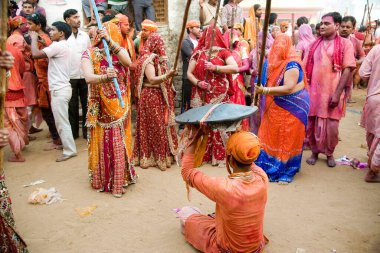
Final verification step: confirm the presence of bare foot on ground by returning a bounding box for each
[327,156,336,167]
[8,154,25,162]
[364,171,380,183]
[306,153,318,165]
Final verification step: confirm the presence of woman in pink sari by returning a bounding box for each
[224,29,250,130]
[187,26,238,166]
[295,24,315,60]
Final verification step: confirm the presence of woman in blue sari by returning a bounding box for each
[255,34,310,183]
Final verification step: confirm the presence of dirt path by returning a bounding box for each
[4,89,380,253]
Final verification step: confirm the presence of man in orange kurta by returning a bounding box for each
[115,14,136,62]
[180,130,268,253]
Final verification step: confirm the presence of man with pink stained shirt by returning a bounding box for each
[339,16,365,103]
[304,12,356,167]
[359,45,380,183]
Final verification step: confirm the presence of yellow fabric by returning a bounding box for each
[226,131,261,164]
[243,7,262,50]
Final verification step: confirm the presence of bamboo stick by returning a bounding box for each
[0,0,9,175]
[254,0,272,106]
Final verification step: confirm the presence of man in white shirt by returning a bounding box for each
[30,21,77,162]
[64,9,91,140]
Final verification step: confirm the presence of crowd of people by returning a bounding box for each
[0,0,379,252]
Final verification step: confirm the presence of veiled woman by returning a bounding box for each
[223,28,250,130]
[133,32,178,171]
[187,26,238,166]
[255,34,310,183]
[81,22,136,197]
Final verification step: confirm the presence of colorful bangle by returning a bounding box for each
[215,65,219,72]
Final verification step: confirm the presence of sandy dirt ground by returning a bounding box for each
[3,89,380,253]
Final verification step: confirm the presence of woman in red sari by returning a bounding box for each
[133,32,178,171]
[187,26,238,166]
[82,22,136,197]
[223,29,250,130]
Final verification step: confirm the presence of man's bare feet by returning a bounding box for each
[365,171,380,183]
[327,156,336,167]
[306,153,318,165]
[8,153,25,162]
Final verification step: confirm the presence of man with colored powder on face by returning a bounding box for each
[304,12,356,167]
[339,16,365,103]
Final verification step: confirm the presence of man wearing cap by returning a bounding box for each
[181,20,201,113]
[178,130,268,253]
[116,14,136,62]
[134,19,158,56]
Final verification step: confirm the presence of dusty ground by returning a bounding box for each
[3,89,380,253]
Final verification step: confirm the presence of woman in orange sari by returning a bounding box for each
[255,34,310,183]
[133,32,178,171]
[81,22,136,197]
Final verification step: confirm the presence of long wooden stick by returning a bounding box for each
[360,4,367,27]
[171,0,192,85]
[254,0,271,106]
[0,1,9,175]
[90,0,124,108]
[206,0,222,63]
[291,13,295,45]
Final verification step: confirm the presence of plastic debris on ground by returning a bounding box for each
[75,205,97,218]
[335,155,368,169]
[28,187,63,205]
[23,179,46,188]
[295,248,306,253]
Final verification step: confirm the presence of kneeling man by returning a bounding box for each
[179,130,268,253]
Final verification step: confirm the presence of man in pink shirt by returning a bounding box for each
[339,16,365,103]
[359,45,380,183]
[305,12,356,167]
[178,130,268,253]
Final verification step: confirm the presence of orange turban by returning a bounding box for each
[141,19,158,32]
[116,14,129,25]
[280,21,289,28]
[186,20,200,29]
[9,16,27,30]
[226,131,261,165]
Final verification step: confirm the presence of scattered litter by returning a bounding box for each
[23,179,46,188]
[75,205,97,218]
[28,187,63,205]
[335,156,368,170]
[295,248,306,253]
[331,249,337,253]
[360,144,368,149]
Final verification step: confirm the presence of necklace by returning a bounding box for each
[228,171,253,180]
